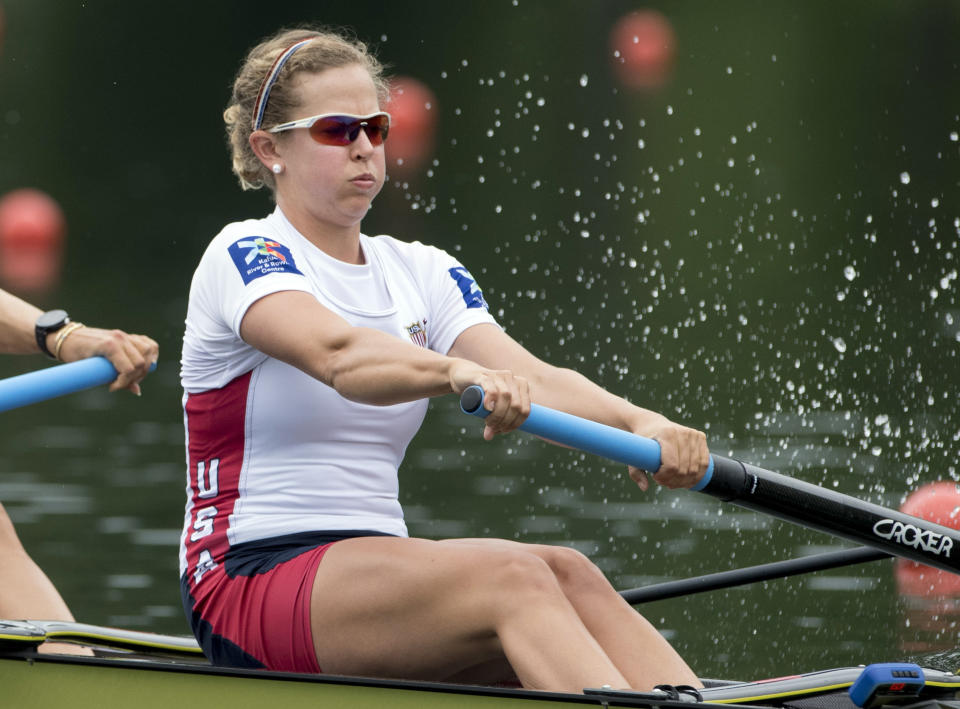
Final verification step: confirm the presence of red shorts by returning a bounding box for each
[181,531,387,672]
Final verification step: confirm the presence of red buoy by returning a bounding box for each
[895,482,960,652]
[0,188,65,294]
[895,481,960,596]
[384,76,437,178]
[609,10,677,91]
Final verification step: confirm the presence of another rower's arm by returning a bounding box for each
[0,288,45,354]
[0,289,156,393]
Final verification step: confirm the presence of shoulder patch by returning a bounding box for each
[228,237,303,285]
[447,266,489,310]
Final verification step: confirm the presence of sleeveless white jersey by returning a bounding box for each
[178,208,496,578]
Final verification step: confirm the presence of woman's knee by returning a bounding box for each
[537,545,610,594]
[482,549,564,604]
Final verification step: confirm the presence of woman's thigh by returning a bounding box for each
[443,538,606,584]
[309,535,559,680]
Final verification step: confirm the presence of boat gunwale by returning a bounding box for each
[1,649,736,708]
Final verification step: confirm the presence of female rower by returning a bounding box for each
[179,26,710,694]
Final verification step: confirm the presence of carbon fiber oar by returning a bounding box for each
[459,385,960,575]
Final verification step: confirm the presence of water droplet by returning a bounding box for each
[899,171,911,185]
[579,74,589,87]
[832,337,847,353]
[843,265,857,281]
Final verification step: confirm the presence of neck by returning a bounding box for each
[276,198,364,265]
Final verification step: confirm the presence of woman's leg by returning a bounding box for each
[0,502,91,655]
[309,536,630,693]
[0,502,74,621]
[448,538,700,690]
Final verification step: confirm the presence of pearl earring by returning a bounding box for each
[272,164,283,174]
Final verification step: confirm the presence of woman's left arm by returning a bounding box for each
[448,323,709,490]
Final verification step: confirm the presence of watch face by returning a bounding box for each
[37,309,69,330]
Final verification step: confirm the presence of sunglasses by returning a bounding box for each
[267,112,391,146]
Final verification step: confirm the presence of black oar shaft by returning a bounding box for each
[703,456,960,574]
[459,386,960,576]
[619,546,890,605]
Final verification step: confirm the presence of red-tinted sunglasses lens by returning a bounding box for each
[308,115,390,146]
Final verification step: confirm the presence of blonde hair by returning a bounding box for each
[224,26,389,192]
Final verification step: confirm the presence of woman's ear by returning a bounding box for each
[249,130,283,171]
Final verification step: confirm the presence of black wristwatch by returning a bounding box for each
[35,309,71,359]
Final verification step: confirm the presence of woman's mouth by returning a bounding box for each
[350,173,377,189]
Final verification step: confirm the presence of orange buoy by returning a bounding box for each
[895,480,960,594]
[609,9,677,91]
[0,188,65,294]
[895,482,960,652]
[384,76,437,178]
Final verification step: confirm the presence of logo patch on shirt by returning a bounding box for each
[448,267,489,310]
[405,318,428,348]
[228,237,303,285]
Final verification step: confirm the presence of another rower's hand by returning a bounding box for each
[450,362,530,441]
[629,417,709,491]
[57,327,159,395]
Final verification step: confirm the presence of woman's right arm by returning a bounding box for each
[239,290,530,435]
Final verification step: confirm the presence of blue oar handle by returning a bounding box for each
[459,385,715,490]
[0,357,157,413]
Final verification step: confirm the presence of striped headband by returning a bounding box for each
[251,38,314,131]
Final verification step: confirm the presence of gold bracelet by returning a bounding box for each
[54,322,85,361]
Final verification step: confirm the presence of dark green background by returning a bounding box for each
[1,0,959,680]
